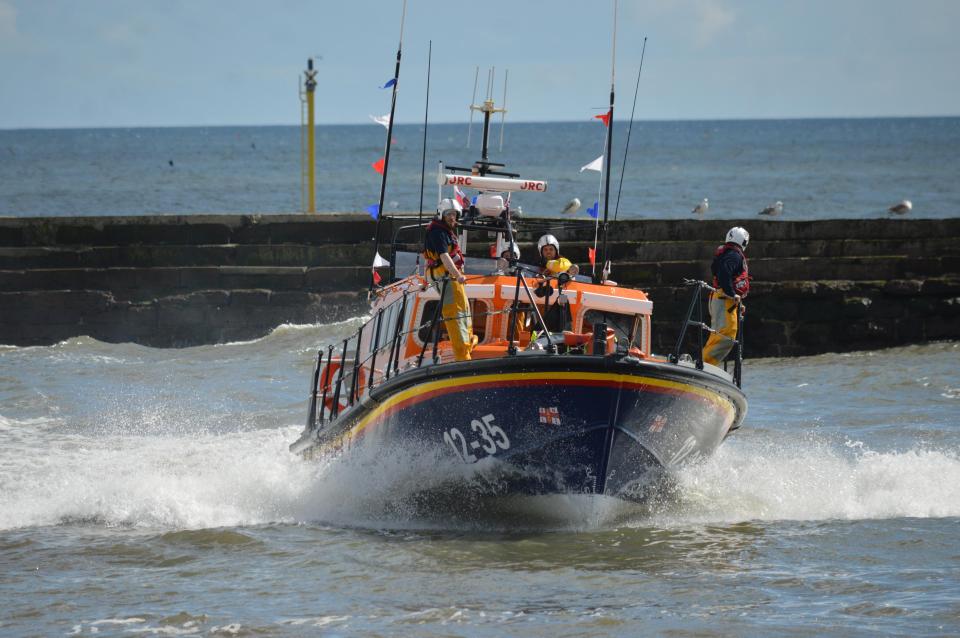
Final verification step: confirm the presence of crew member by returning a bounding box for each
[495,238,521,274]
[534,234,576,333]
[424,199,476,361]
[702,226,750,366]
[536,234,579,277]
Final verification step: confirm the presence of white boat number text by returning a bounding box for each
[443,414,511,463]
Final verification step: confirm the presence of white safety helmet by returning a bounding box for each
[504,242,520,260]
[537,234,560,255]
[438,198,462,217]
[725,226,750,249]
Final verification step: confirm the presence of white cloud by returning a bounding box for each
[0,0,17,40]
[694,0,735,48]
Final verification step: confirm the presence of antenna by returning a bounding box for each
[466,66,479,148]
[614,37,647,224]
[369,0,407,292]
[467,67,508,173]
[499,69,509,152]
[417,40,433,257]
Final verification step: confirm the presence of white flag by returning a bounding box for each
[372,251,390,268]
[369,114,391,129]
[580,155,604,172]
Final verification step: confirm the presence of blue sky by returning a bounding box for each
[1,0,957,129]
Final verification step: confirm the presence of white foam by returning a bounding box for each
[3,412,960,532]
[658,432,960,525]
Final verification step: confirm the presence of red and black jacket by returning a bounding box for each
[711,243,750,298]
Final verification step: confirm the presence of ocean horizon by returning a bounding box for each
[2,116,958,219]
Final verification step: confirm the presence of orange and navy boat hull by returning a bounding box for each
[291,355,746,500]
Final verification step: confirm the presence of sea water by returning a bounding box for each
[1,321,959,636]
[2,117,959,219]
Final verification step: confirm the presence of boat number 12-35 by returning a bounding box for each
[443,414,510,463]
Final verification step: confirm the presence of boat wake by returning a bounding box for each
[2,413,959,532]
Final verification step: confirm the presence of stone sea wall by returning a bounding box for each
[0,214,957,356]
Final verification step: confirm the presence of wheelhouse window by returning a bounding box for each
[581,310,640,348]
[416,299,489,345]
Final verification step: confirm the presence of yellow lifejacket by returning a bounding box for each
[544,257,573,275]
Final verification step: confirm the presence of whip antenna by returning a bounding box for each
[417,40,433,258]
[466,66,479,148]
[499,69,509,152]
[597,0,617,283]
[614,36,646,223]
[369,0,407,291]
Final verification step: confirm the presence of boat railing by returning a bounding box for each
[669,279,744,388]
[305,269,577,432]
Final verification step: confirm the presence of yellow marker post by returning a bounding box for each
[303,59,318,214]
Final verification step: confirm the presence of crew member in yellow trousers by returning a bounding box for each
[703,226,751,366]
[424,199,476,361]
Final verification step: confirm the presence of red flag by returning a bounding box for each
[489,243,498,258]
[372,268,382,285]
[594,111,611,127]
[454,185,470,208]
[372,157,385,174]
[588,247,596,267]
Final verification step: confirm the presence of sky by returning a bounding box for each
[0,0,958,129]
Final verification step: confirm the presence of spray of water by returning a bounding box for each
[3,410,959,533]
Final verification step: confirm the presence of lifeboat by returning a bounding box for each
[290,98,747,503]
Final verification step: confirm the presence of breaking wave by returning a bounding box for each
[2,411,959,532]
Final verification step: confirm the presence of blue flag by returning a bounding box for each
[366,204,380,220]
[587,201,599,219]
[380,78,396,89]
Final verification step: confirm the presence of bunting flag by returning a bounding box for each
[580,156,604,173]
[372,157,385,175]
[372,251,390,268]
[454,185,470,208]
[588,246,596,267]
[587,201,599,218]
[369,114,391,129]
[372,268,382,285]
[594,111,611,127]
[379,78,397,89]
[366,204,380,220]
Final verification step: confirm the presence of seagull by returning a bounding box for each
[561,198,581,215]
[692,198,709,217]
[759,200,784,216]
[888,200,912,215]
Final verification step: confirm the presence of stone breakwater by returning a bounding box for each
[0,214,957,356]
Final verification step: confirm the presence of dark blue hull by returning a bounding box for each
[292,355,747,501]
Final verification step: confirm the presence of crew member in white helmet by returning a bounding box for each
[702,226,751,366]
[423,198,476,361]
[536,234,579,277]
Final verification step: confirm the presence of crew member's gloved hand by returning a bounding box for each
[534,281,553,299]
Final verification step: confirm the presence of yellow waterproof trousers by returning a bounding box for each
[429,268,475,361]
[702,293,739,366]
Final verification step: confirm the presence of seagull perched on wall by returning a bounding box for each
[759,201,784,216]
[888,200,912,215]
[691,198,709,218]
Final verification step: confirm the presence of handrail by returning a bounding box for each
[318,344,333,426]
[306,348,323,430]
[670,278,745,388]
